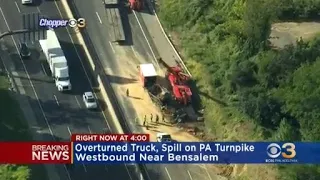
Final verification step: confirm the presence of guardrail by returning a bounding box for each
[61,0,147,179]
[145,0,192,76]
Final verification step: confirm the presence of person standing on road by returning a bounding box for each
[126,89,129,97]
[143,119,146,126]
[150,113,153,122]
[156,114,159,123]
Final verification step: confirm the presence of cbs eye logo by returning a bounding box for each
[68,18,86,28]
[267,143,296,159]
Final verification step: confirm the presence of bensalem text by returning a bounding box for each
[74,152,218,163]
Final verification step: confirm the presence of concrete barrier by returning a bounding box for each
[97,75,123,133]
[61,0,145,179]
[60,0,122,133]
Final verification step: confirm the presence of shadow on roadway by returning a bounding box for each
[35,130,68,142]
[5,69,92,135]
[68,0,133,46]
[118,2,133,46]
[29,0,43,7]
[12,74,53,83]
[22,93,92,130]
[59,41,99,96]
[6,45,43,75]
[106,74,137,84]
[32,0,61,7]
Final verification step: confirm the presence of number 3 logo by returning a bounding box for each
[282,143,296,159]
[77,18,86,28]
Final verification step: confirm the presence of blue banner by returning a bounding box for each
[71,142,320,164]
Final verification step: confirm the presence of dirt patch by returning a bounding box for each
[270,22,320,48]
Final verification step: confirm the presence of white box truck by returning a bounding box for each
[39,29,72,91]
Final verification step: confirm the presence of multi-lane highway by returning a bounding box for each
[0,0,219,179]
[0,0,138,180]
[67,1,169,180]
[66,1,219,180]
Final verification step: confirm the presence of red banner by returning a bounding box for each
[71,134,149,142]
[0,142,71,164]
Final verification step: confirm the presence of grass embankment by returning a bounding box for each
[0,75,47,180]
[157,0,320,179]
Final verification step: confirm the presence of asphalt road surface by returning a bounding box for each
[0,0,138,179]
[65,1,218,180]
[132,4,220,180]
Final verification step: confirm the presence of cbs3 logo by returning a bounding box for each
[68,18,86,28]
[267,143,296,159]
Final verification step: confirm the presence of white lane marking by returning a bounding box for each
[194,164,205,169]
[67,126,72,135]
[0,7,55,137]
[109,41,115,53]
[82,164,87,172]
[55,1,135,178]
[37,7,41,13]
[187,170,193,180]
[165,167,172,180]
[124,165,133,180]
[74,96,81,108]
[2,5,72,180]
[95,12,102,24]
[63,165,72,180]
[53,94,59,106]
[66,126,87,172]
[87,126,92,133]
[14,1,21,13]
[132,11,159,68]
[193,164,212,180]
[204,165,212,180]
[131,46,138,58]
[54,1,111,132]
[41,64,47,75]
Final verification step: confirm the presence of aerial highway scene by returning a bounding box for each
[0,0,320,180]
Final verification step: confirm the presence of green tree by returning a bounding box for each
[275,60,320,140]
[278,165,320,180]
[158,0,320,178]
[242,0,275,54]
[271,118,299,141]
[0,165,30,180]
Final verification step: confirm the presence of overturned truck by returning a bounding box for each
[139,63,198,122]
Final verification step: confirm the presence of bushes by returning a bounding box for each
[278,0,320,20]
[158,0,320,179]
[0,165,30,180]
